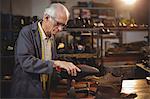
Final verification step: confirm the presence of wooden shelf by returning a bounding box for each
[72,6,114,10]
[58,53,97,58]
[66,27,148,32]
[107,51,140,55]
[136,63,150,73]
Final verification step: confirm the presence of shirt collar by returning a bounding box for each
[38,21,47,40]
[38,21,54,41]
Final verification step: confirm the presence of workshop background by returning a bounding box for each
[1,0,150,98]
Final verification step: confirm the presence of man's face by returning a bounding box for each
[42,12,68,37]
[50,16,67,35]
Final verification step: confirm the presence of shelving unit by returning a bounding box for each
[71,6,116,19]
[64,5,149,65]
[58,26,149,68]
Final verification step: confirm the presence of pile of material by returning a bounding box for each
[83,73,137,99]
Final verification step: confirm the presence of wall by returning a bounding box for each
[123,31,148,44]
[31,0,50,18]
[1,0,32,16]
[132,0,149,25]
[12,0,32,16]
[1,0,12,14]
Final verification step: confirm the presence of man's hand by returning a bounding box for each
[54,60,81,76]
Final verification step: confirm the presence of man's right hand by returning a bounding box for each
[54,60,81,76]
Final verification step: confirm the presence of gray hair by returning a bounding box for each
[44,3,70,19]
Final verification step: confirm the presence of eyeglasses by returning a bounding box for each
[50,16,67,28]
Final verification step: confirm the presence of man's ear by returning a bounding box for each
[43,14,50,21]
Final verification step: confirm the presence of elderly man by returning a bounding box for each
[11,3,81,98]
